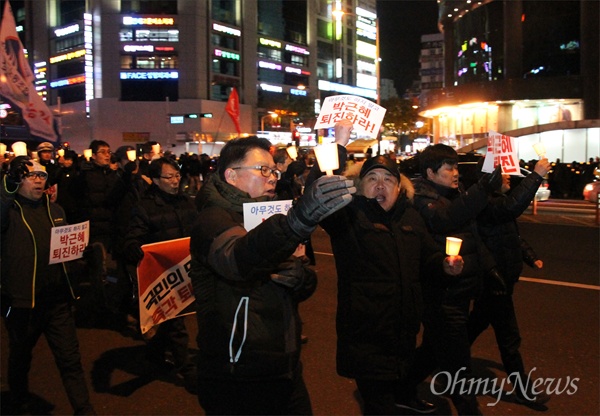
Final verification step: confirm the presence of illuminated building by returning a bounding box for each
[2,0,379,152]
[419,0,599,161]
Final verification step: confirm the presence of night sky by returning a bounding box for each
[377,0,440,95]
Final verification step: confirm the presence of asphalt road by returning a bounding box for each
[1,215,598,415]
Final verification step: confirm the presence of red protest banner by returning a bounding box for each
[137,237,195,334]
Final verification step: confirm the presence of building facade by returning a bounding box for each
[419,0,599,162]
[1,0,379,154]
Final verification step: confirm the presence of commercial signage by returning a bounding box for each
[120,71,179,80]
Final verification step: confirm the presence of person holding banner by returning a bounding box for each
[122,157,199,394]
[1,156,96,415]
[468,157,551,409]
[190,136,355,415]
[306,120,464,415]
[409,144,502,415]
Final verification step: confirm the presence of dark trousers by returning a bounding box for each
[467,293,525,380]
[146,316,194,373]
[406,298,480,415]
[2,301,94,414]
[355,378,404,415]
[197,364,312,415]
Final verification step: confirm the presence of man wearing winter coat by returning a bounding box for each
[410,144,502,415]
[189,136,355,414]
[1,156,95,415]
[306,121,464,415]
[468,157,552,410]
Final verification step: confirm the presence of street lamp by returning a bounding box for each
[261,112,278,131]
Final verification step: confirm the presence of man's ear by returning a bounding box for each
[426,167,435,180]
[224,168,237,186]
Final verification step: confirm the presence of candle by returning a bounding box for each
[286,146,298,161]
[314,143,339,176]
[152,144,161,156]
[57,149,65,157]
[31,151,38,161]
[532,143,546,159]
[127,149,137,161]
[83,149,93,161]
[11,141,28,156]
[446,237,463,256]
[0,143,7,155]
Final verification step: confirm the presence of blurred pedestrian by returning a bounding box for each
[307,121,463,415]
[55,150,80,223]
[468,158,552,410]
[122,157,198,393]
[36,142,59,185]
[409,144,502,415]
[1,156,96,415]
[189,136,354,414]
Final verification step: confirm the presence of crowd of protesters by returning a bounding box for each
[1,134,594,415]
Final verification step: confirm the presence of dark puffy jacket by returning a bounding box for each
[477,172,544,293]
[321,193,445,380]
[123,184,198,251]
[412,178,494,302]
[190,174,315,381]
[1,185,75,308]
[69,162,129,249]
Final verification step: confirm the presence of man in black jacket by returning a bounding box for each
[1,156,95,415]
[122,157,198,393]
[307,121,464,415]
[469,157,551,410]
[410,144,502,415]
[189,136,355,414]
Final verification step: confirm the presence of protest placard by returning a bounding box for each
[482,131,521,175]
[314,95,386,136]
[243,200,293,231]
[49,221,89,264]
[137,237,195,334]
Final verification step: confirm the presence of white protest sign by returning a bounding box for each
[314,95,386,136]
[482,131,521,175]
[243,200,293,231]
[49,221,90,264]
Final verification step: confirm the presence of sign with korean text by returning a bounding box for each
[482,131,521,175]
[138,237,195,334]
[243,200,293,231]
[314,95,386,136]
[49,221,90,264]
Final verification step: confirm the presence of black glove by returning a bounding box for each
[486,267,507,296]
[478,165,502,193]
[286,175,355,238]
[270,257,317,302]
[124,161,137,174]
[125,242,144,264]
[7,156,33,185]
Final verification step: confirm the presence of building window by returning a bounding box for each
[121,54,178,69]
[121,79,178,101]
[121,0,178,14]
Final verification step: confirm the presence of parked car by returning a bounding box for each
[583,181,600,203]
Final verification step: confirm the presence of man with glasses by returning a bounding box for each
[1,156,96,415]
[122,157,198,393]
[190,136,355,414]
[70,140,135,328]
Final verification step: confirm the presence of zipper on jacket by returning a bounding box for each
[229,296,249,369]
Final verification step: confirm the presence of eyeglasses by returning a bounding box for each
[232,166,281,180]
[24,172,48,180]
[95,149,112,155]
[160,173,182,180]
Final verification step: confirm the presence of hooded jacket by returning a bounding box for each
[190,174,316,380]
